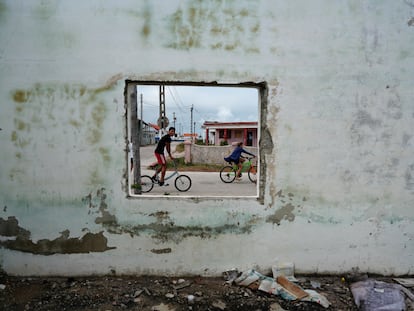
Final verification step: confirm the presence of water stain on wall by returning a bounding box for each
[10,80,117,186]
[165,1,260,52]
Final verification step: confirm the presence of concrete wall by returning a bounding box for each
[189,144,258,165]
[0,1,413,276]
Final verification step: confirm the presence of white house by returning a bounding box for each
[202,121,258,147]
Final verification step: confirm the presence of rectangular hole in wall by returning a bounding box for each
[125,81,265,200]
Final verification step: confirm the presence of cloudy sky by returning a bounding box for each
[136,85,259,135]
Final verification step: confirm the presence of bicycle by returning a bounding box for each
[139,159,192,193]
[219,156,257,183]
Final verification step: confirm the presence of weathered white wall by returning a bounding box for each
[0,0,413,276]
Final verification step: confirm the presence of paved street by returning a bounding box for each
[131,144,258,197]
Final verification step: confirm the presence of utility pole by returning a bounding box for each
[159,85,168,136]
[173,112,176,129]
[190,104,193,141]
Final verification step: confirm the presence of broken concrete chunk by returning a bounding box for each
[276,276,309,300]
[212,299,226,310]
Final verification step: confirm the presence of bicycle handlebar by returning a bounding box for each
[241,155,256,160]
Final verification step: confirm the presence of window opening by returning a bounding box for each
[125,81,264,200]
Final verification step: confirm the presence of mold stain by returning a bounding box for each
[10,79,120,187]
[141,3,152,38]
[13,90,28,103]
[165,1,260,52]
[99,147,111,164]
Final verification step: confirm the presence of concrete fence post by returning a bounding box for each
[184,140,192,164]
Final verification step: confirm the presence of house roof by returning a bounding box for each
[202,121,258,129]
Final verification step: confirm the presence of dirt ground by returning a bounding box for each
[2,271,412,311]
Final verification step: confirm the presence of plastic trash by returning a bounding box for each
[302,289,331,308]
[222,269,240,284]
[231,268,330,308]
[350,279,411,311]
[272,261,297,282]
[234,269,267,287]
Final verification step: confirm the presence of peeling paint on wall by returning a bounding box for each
[83,188,258,243]
[0,216,30,238]
[151,248,172,254]
[265,190,300,225]
[266,202,295,225]
[0,217,115,255]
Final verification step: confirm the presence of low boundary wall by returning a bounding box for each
[185,142,258,165]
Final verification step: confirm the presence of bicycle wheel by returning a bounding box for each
[248,166,258,183]
[220,166,236,183]
[175,175,192,192]
[140,175,154,193]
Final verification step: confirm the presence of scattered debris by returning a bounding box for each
[272,261,297,282]
[276,276,309,300]
[222,268,240,284]
[3,272,404,310]
[350,278,414,311]
[187,294,195,304]
[212,299,227,310]
[231,268,330,308]
[165,293,175,298]
[394,278,414,288]
[172,279,191,290]
[310,280,321,289]
[151,303,174,311]
[301,289,331,308]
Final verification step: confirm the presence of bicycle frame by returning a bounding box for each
[153,161,180,181]
[232,157,254,172]
[140,159,192,193]
[220,156,257,184]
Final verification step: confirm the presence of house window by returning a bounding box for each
[218,129,231,139]
[125,81,265,202]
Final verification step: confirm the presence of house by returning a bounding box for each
[202,121,258,147]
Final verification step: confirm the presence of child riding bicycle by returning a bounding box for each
[224,142,256,180]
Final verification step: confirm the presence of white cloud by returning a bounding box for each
[216,106,234,121]
[136,85,258,134]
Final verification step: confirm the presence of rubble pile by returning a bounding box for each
[0,271,413,310]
